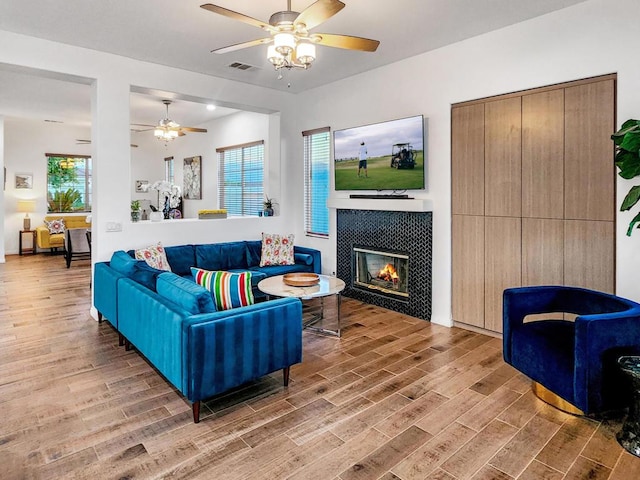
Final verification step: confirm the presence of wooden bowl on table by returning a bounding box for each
[282,273,320,287]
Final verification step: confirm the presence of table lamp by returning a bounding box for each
[17,199,36,230]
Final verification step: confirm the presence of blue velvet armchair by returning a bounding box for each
[503,286,640,415]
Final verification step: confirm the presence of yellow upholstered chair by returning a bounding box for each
[36,215,91,252]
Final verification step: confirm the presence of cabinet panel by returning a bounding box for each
[485,216,521,333]
[564,80,615,221]
[485,97,522,217]
[522,218,563,286]
[522,90,565,219]
[452,104,485,215]
[564,220,614,293]
[452,215,484,328]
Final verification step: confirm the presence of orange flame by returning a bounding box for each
[378,263,399,283]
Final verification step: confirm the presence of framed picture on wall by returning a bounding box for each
[15,173,33,189]
[183,156,202,200]
[135,179,149,192]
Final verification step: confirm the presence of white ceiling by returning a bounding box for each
[0,0,589,126]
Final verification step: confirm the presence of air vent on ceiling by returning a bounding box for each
[228,62,258,71]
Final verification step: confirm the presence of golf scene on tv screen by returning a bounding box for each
[334,114,425,191]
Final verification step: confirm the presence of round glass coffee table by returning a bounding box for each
[258,274,346,337]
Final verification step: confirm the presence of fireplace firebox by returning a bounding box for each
[354,247,409,299]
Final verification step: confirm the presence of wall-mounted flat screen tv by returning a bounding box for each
[334,114,425,191]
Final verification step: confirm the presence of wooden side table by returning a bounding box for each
[19,230,37,256]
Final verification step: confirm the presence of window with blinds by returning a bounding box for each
[303,127,330,237]
[164,156,174,183]
[217,140,264,216]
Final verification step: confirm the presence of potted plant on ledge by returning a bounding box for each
[612,119,640,235]
[263,195,277,217]
[131,200,141,222]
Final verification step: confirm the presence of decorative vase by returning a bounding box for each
[264,207,274,217]
[149,211,163,222]
[163,197,170,219]
[131,211,140,222]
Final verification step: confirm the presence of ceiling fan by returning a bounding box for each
[200,0,380,71]
[133,100,208,141]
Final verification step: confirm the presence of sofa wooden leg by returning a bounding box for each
[118,333,124,347]
[283,366,291,387]
[192,401,200,423]
[97,311,103,323]
[125,340,131,351]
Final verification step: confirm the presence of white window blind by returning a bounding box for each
[303,127,330,237]
[164,156,174,183]
[217,140,264,216]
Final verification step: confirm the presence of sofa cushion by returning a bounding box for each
[131,262,163,292]
[228,268,267,288]
[250,263,312,277]
[260,233,295,267]
[191,267,254,311]
[164,245,196,276]
[196,242,248,270]
[294,252,314,266]
[110,250,139,276]
[135,242,172,271]
[156,272,216,314]
[45,218,66,234]
[245,241,262,267]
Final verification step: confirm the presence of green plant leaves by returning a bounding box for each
[615,149,640,179]
[627,211,640,237]
[621,185,640,211]
[613,119,640,236]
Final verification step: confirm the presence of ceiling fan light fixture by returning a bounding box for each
[295,42,316,64]
[267,45,284,65]
[274,32,295,55]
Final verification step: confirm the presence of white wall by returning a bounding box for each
[0,29,293,270]
[130,110,271,221]
[284,0,640,326]
[3,118,91,254]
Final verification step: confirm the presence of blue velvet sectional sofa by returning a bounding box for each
[93,240,321,422]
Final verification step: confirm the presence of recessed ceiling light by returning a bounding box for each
[206,104,216,111]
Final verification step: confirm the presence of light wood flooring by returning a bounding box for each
[1,254,639,479]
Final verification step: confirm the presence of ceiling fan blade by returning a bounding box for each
[295,0,345,30]
[200,4,269,30]
[180,127,208,133]
[131,123,156,128]
[178,131,186,137]
[313,33,380,52]
[212,37,272,54]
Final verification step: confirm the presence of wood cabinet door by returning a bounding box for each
[564,220,614,293]
[485,216,521,333]
[452,104,485,215]
[522,218,564,286]
[485,97,522,218]
[522,90,565,219]
[564,80,615,221]
[452,215,485,328]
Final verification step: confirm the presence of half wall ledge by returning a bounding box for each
[327,197,433,212]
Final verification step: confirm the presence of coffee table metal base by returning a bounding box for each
[301,294,342,337]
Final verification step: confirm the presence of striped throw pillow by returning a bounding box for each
[191,268,254,311]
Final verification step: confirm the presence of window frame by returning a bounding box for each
[46,153,92,213]
[217,140,265,217]
[303,127,331,237]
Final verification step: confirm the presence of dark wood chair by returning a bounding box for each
[64,228,91,268]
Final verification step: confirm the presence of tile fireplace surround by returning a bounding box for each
[336,209,433,321]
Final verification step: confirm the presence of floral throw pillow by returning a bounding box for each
[259,233,295,267]
[134,242,172,271]
[45,218,66,235]
[191,268,254,311]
